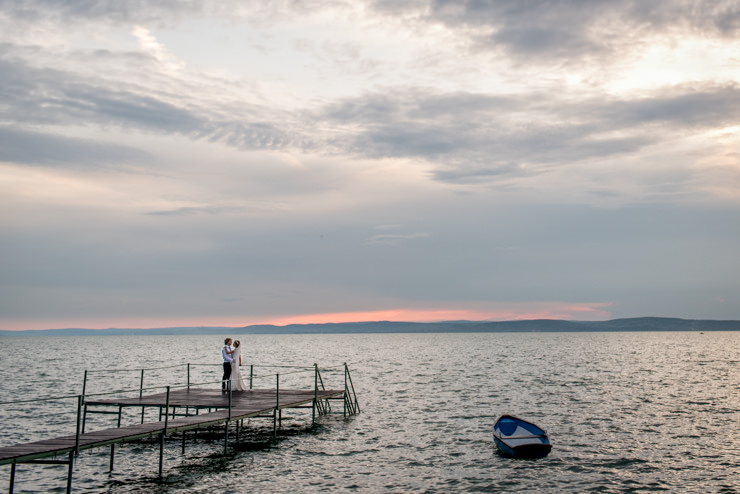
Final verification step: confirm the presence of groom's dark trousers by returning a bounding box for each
[222,362,232,391]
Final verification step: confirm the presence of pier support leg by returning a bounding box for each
[272,409,277,443]
[74,395,82,457]
[81,403,88,434]
[224,421,229,455]
[313,363,318,426]
[9,462,16,494]
[182,430,186,455]
[140,369,145,424]
[158,433,164,479]
[273,373,280,443]
[66,451,74,494]
[110,405,122,471]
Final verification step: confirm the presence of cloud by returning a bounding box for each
[0,0,204,26]
[372,0,740,62]
[4,0,739,66]
[4,1,739,184]
[320,83,740,184]
[0,0,351,31]
[146,206,227,217]
[605,84,740,127]
[131,25,185,71]
[0,55,198,129]
[0,126,149,168]
[366,232,430,246]
[0,52,294,168]
[145,201,288,216]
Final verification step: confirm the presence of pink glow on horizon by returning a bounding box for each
[264,303,612,326]
[1,303,612,331]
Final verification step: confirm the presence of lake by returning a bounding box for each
[1,331,738,492]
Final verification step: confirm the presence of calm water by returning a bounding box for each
[1,331,738,493]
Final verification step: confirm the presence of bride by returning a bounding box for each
[230,340,248,391]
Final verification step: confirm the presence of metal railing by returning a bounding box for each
[2,361,358,438]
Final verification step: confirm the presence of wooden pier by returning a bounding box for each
[1,363,359,493]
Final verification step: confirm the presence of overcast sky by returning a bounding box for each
[1,0,739,330]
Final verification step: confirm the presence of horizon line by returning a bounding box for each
[1,315,733,333]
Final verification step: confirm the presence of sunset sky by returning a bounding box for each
[2,1,739,330]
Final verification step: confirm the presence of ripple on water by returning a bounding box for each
[1,332,739,492]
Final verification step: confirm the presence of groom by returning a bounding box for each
[222,338,234,392]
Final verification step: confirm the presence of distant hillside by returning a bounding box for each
[1,317,739,336]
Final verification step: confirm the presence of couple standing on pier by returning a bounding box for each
[222,338,248,392]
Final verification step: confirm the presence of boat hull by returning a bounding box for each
[493,415,552,459]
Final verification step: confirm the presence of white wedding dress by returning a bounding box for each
[230,346,248,391]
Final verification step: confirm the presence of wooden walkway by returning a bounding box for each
[2,362,360,492]
[0,388,344,466]
[86,387,342,413]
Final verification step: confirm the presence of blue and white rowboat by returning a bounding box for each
[493,415,552,458]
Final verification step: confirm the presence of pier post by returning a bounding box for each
[344,363,359,415]
[273,373,280,442]
[81,370,88,399]
[139,369,145,423]
[157,386,171,479]
[249,364,253,389]
[313,364,318,425]
[164,386,171,436]
[185,363,191,418]
[224,380,231,455]
[81,370,88,434]
[9,461,15,494]
[110,406,122,471]
[74,395,82,456]
[158,432,164,479]
[66,451,74,494]
[223,423,228,455]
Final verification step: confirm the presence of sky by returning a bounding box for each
[1,0,740,330]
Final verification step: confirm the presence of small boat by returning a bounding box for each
[493,415,552,458]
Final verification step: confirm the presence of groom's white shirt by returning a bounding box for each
[222,345,233,363]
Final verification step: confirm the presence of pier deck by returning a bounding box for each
[2,362,359,492]
[87,387,342,412]
[0,388,344,465]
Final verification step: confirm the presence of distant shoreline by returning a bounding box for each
[2,317,739,336]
